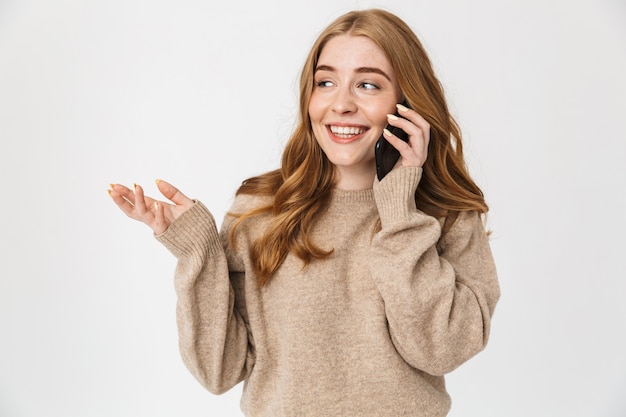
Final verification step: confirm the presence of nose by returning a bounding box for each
[331,86,357,114]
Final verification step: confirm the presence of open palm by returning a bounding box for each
[108,179,194,234]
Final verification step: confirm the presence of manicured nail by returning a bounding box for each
[155,179,162,185]
[133,183,137,193]
[396,103,409,112]
[383,128,392,136]
[387,113,399,120]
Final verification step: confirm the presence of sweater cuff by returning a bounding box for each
[155,201,222,260]
[373,167,422,227]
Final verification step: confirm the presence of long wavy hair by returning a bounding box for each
[230,9,488,286]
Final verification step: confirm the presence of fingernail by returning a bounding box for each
[396,103,409,112]
[133,183,137,193]
[383,128,392,136]
[155,179,162,185]
[387,113,399,120]
[109,183,115,189]
[154,201,159,210]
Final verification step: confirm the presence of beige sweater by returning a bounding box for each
[156,167,500,417]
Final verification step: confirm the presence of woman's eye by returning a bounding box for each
[359,82,379,90]
[316,80,334,87]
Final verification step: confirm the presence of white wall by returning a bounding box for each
[1,0,625,416]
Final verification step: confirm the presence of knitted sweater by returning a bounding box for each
[156,167,500,417]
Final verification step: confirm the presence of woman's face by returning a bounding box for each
[309,34,401,185]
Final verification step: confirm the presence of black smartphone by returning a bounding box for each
[374,102,410,180]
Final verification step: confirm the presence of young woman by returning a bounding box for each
[109,9,499,417]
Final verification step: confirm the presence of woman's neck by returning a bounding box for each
[333,165,376,191]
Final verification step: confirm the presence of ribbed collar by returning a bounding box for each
[329,187,375,203]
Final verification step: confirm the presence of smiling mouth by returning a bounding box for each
[327,125,368,140]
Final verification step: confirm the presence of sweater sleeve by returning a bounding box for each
[155,201,252,394]
[369,167,500,376]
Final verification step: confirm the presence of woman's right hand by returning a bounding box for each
[108,179,194,234]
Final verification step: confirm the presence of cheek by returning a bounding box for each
[307,94,322,123]
[369,102,398,127]
[307,97,325,146]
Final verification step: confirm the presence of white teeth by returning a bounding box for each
[329,126,365,136]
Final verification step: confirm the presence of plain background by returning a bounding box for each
[1,0,625,416]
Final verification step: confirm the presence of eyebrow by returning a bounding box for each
[315,65,392,82]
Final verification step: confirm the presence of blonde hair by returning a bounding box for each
[231,9,488,286]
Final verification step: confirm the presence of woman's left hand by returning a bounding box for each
[383,103,430,168]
